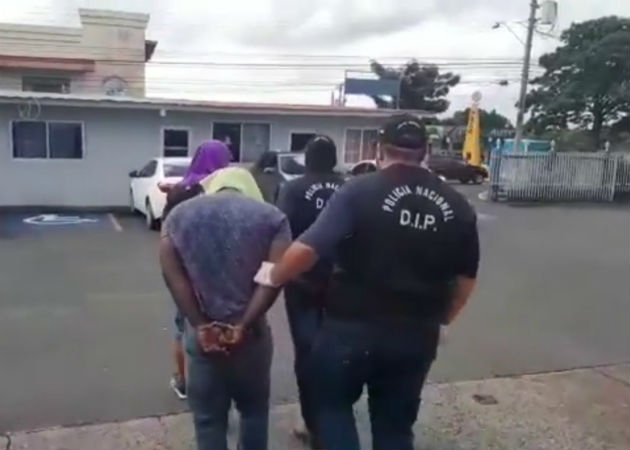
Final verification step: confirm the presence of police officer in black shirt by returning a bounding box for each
[276,135,344,446]
[261,114,480,450]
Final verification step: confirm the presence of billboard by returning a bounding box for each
[344,78,400,97]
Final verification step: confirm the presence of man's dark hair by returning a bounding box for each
[305,135,337,173]
[253,151,278,172]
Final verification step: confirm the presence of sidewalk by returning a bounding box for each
[3,364,628,450]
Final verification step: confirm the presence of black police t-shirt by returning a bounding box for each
[277,172,345,239]
[299,164,479,321]
[340,164,478,282]
[276,172,345,283]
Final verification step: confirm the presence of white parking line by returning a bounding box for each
[108,213,123,232]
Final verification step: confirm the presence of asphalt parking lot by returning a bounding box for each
[1,185,629,432]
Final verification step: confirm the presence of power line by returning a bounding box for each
[3,40,541,63]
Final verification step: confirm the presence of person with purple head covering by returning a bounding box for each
[161,139,231,400]
[179,140,233,188]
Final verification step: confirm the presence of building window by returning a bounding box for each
[49,123,83,159]
[213,122,242,162]
[163,128,190,157]
[344,129,361,163]
[213,122,271,163]
[290,132,316,152]
[242,123,271,163]
[344,128,379,163]
[22,76,71,94]
[12,121,83,159]
[12,121,47,158]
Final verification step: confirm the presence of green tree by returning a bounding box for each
[525,16,630,143]
[441,108,514,134]
[369,59,460,113]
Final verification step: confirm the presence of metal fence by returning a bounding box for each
[489,152,630,202]
[614,153,630,194]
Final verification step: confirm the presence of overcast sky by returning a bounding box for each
[4,0,629,120]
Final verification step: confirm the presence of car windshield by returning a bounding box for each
[163,162,189,177]
[278,154,306,175]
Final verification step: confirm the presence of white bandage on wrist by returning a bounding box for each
[254,261,279,287]
[438,325,449,346]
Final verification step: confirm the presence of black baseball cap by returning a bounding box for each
[305,135,337,172]
[379,113,427,151]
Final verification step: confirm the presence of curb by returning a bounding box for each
[4,365,629,450]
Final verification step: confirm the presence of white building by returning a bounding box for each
[0,9,421,208]
[0,92,405,207]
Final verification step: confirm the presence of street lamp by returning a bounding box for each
[492,21,525,45]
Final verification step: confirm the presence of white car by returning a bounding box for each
[277,152,306,181]
[129,157,191,229]
[345,159,447,181]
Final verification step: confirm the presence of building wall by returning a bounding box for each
[0,103,384,207]
[0,9,149,96]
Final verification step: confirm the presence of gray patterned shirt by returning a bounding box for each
[164,191,291,322]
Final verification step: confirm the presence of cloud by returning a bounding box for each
[234,0,431,48]
[5,0,630,118]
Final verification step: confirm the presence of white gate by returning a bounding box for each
[489,152,628,202]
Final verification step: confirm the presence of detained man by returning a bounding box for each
[160,167,291,450]
[159,139,232,400]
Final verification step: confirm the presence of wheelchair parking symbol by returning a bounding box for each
[23,214,99,226]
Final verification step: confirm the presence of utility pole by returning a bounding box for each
[514,0,538,152]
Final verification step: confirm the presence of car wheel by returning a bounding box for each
[459,177,470,184]
[145,199,159,231]
[472,173,484,184]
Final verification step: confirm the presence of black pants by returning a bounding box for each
[284,282,324,434]
[310,317,438,450]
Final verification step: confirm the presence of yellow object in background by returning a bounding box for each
[462,92,482,167]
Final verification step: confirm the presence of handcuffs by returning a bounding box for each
[196,261,277,354]
[196,322,242,353]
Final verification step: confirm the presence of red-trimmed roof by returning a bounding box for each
[0,54,95,72]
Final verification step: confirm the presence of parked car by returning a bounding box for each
[428,155,487,184]
[129,157,191,229]
[346,156,485,184]
[277,152,306,181]
[347,160,378,177]
[345,160,438,179]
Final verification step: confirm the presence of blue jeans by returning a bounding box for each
[284,282,323,434]
[185,322,273,450]
[310,318,438,450]
[174,306,185,341]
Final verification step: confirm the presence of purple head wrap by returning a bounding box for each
[180,140,232,187]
